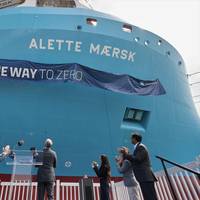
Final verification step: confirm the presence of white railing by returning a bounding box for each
[155,158,200,200]
[0,160,199,200]
[0,181,38,200]
[0,180,115,200]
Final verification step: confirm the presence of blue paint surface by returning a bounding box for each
[0,7,199,177]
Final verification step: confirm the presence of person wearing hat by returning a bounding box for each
[37,138,57,200]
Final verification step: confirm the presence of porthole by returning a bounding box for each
[178,61,182,65]
[86,18,98,26]
[158,40,162,46]
[77,25,82,30]
[166,51,171,56]
[122,24,132,33]
[134,37,140,42]
[144,40,150,46]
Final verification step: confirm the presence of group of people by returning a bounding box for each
[92,132,158,200]
[38,133,158,200]
[0,132,157,200]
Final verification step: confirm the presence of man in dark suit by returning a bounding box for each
[123,133,158,200]
[37,138,57,200]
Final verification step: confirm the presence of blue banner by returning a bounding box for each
[0,59,166,96]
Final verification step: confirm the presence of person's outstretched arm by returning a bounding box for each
[93,165,100,177]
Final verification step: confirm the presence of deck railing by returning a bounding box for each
[155,155,200,200]
[0,156,199,200]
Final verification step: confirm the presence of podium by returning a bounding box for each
[6,150,43,200]
[79,178,94,200]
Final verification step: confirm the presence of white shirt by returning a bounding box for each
[134,142,139,151]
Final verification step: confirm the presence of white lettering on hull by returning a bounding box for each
[90,43,136,62]
[0,65,83,81]
[29,38,82,53]
[29,38,136,63]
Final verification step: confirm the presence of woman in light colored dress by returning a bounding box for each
[116,147,141,200]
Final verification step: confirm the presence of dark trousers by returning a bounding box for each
[139,182,158,200]
[37,182,54,200]
[100,180,110,200]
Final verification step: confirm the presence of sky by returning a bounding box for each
[24,0,200,114]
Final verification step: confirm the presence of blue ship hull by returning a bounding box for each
[0,7,199,178]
